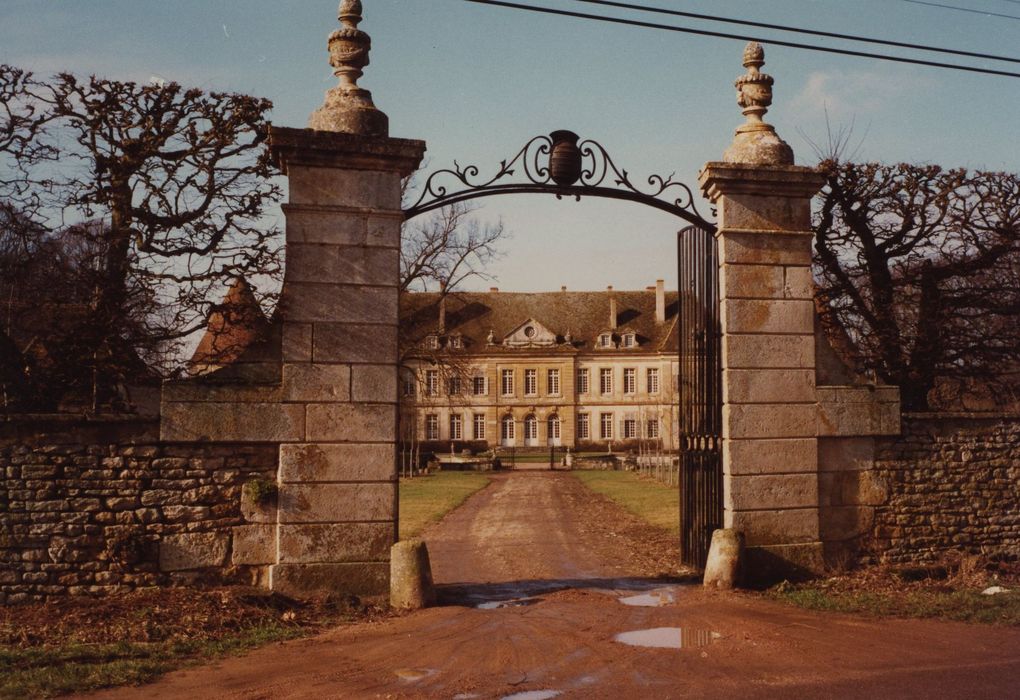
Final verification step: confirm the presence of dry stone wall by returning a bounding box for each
[0,416,277,604]
[867,413,1020,564]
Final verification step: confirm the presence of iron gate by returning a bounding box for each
[678,225,723,569]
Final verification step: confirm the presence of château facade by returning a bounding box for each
[399,281,681,451]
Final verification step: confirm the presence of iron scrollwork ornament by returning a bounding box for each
[403,130,715,231]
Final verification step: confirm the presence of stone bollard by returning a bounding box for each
[703,529,745,590]
[390,539,436,610]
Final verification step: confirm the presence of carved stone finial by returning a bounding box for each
[308,0,389,136]
[723,42,793,165]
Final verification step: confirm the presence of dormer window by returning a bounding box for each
[425,335,440,350]
[450,335,463,349]
[622,333,636,348]
[598,333,613,348]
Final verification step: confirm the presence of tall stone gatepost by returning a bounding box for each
[267,0,424,597]
[699,43,826,580]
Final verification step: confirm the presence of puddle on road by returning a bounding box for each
[501,691,562,700]
[618,589,676,607]
[614,627,721,649]
[393,668,437,682]
[476,597,541,610]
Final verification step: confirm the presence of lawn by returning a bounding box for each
[571,469,679,534]
[399,471,493,540]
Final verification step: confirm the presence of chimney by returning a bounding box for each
[609,286,618,330]
[489,287,499,293]
[438,296,447,334]
[655,279,665,324]
[561,285,567,292]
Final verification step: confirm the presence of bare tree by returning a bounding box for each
[813,160,1020,410]
[0,65,283,408]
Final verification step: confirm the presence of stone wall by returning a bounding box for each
[0,416,277,604]
[867,413,1020,564]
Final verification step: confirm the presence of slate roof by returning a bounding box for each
[400,288,681,354]
[189,277,270,371]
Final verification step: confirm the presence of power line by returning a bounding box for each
[460,0,1020,79]
[900,0,1020,21]
[567,0,1019,64]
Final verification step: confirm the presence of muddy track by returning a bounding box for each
[87,471,1020,700]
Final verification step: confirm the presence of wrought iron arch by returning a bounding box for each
[403,130,716,233]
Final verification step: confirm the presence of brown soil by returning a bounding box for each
[86,471,1020,699]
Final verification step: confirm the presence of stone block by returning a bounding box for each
[819,505,875,541]
[390,539,436,609]
[351,365,397,403]
[818,470,887,507]
[718,192,812,231]
[313,322,398,364]
[720,265,784,300]
[161,402,305,443]
[724,438,817,475]
[724,404,817,439]
[728,508,820,546]
[723,369,815,404]
[817,394,902,437]
[281,283,397,324]
[727,473,819,511]
[161,382,282,404]
[305,403,396,442]
[232,524,276,566]
[366,215,402,250]
[279,443,395,482]
[278,523,393,563]
[159,532,230,571]
[282,207,369,246]
[818,437,874,472]
[286,244,399,286]
[282,323,313,362]
[722,334,815,369]
[703,529,744,590]
[269,562,389,598]
[286,167,401,209]
[282,363,351,403]
[240,489,278,524]
[723,299,814,335]
[277,482,395,523]
[783,266,814,299]
[718,231,813,266]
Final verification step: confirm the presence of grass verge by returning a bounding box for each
[0,587,382,699]
[399,471,493,539]
[571,469,678,534]
[767,559,1020,625]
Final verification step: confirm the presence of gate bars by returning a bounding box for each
[678,225,723,569]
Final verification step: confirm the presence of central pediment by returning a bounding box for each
[502,318,557,347]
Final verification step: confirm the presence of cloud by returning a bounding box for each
[790,69,928,118]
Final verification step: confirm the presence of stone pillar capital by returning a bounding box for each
[270,126,426,177]
[698,162,823,203]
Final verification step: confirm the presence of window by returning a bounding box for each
[426,335,440,350]
[600,368,613,395]
[472,376,487,395]
[647,368,660,394]
[577,413,590,440]
[449,413,463,440]
[577,368,589,394]
[450,335,463,349]
[524,414,538,442]
[547,414,561,442]
[501,369,514,396]
[598,333,613,348]
[600,412,613,440]
[547,369,560,395]
[524,369,538,396]
[622,333,636,348]
[473,413,486,440]
[448,375,462,395]
[426,370,439,396]
[501,415,515,443]
[623,418,637,439]
[425,414,439,440]
[623,368,636,394]
[647,418,659,439]
[402,375,415,397]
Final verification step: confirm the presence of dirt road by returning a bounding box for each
[89,472,1020,699]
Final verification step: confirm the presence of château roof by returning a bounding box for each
[189,277,269,372]
[400,287,681,354]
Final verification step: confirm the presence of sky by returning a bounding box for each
[1,0,1018,292]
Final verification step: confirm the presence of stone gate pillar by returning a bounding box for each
[266,2,424,596]
[699,43,825,580]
